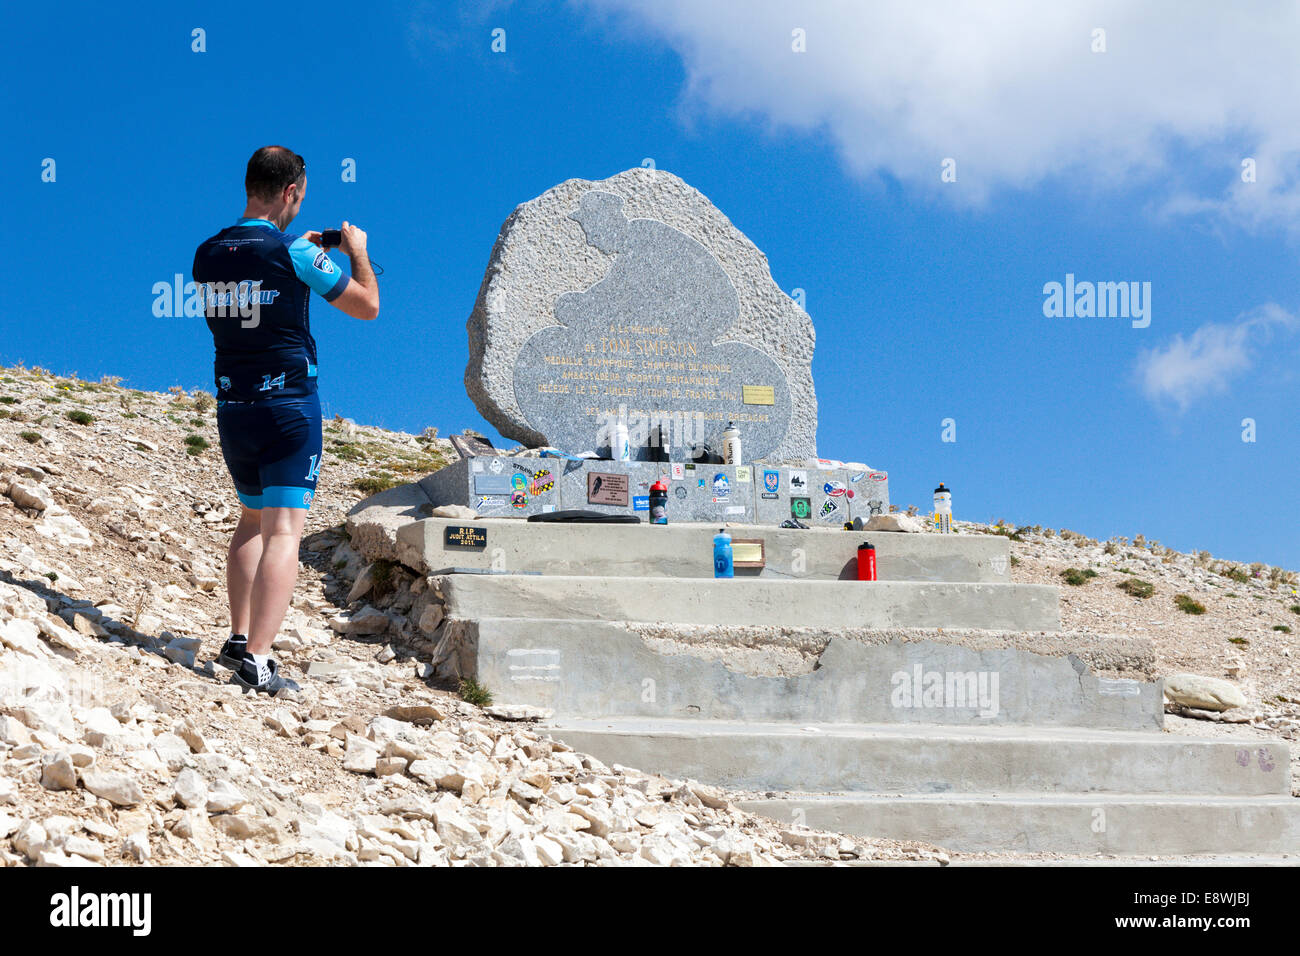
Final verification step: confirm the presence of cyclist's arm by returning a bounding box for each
[333,246,379,321]
[287,228,379,321]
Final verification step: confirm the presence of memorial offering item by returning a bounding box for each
[465,168,817,462]
[857,541,877,581]
[933,483,953,534]
[649,479,668,524]
[713,527,734,578]
[722,422,742,465]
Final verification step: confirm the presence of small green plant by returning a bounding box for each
[459,678,493,707]
[45,571,58,582]
[370,559,397,598]
[1010,555,1021,567]
[329,441,365,461]
[333,558,347,570]
[65,409,93,426]
[184,434,210,456]
[1228,636,1249,646]
[0,396,16,405]
[190,417,205,427]
[1290,604,1300,615]
[1060,568,1098,586]
[353,472,399,495]
[1117,578,1154,599]
[1174,594,1206,615]
[18,430,42,444]
[1274,625,1293,633]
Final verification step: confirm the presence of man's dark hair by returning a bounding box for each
[245,146,306,201]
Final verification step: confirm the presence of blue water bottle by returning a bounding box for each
[713,527,734,578]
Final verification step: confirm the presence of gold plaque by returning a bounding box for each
[742,385,775,406]
[731,539,765,568]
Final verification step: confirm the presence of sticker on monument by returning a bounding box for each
[632,496,650,511]
[511,490,528,509]
[697,478,706,488]
[742,385,775,406]
[868,499,883,515]
[869,472,888,482]
[471,460,484,474]
[475,495,508,514]
[684,463,696,471]
[474,474,514,495]
[542,504,557,513]
[673,486,688,500]
[724,505,745,515]
[528,469,555,495]
[712,473,730,502]
[762,470,780,494]
[824,480,847,498]
[488,458,505,474]
[789,470,808,493]
[818,498,839,521]
[671,463,685,480]
[444,526,487,550]
[587,472,629,506]
[735,466,751,483]
[850,472,866,483]
[790,497,811,520]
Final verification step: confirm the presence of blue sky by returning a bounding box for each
[3,2,1298,569]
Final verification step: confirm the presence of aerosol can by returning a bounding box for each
[933,482,953,534]
[649,479,668,525]
[722,422,742,465]
[713,527,734,578]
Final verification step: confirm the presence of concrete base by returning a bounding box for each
[442,618,1161,729]
[737,793,1300,856]
[438,575,1061,631]
[401,516,1010,582]
[542,718,1287,795]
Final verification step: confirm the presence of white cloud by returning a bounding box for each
[1135,304,1296,410]
[577,0,1300,223]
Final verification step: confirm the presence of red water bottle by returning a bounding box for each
[857,541,877,581]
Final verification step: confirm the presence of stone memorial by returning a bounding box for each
[465,168,818,463]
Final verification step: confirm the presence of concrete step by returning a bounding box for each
[735,792,1300,855]
[541,718,1289,795]
[401,516,1010,583]
[439,618,1162,730]
[438,575,1060,631]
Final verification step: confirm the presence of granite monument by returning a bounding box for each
[465,168,818,463]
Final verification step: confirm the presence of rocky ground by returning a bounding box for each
[0,364,945,867]
[992,519,1300,790]
[1,364,1295,866]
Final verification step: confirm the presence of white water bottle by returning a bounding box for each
[614,416,630,462]
[722,422,742,464]
[933,482,953,534]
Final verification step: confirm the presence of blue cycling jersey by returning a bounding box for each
[191,218,349,402]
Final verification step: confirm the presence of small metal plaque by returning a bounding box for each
[732,539,765,569]
[444,526,487,550]
[742,385,775,406]
[473,473,514,495]
[588,472,630,506]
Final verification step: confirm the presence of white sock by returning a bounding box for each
[247,653,271,682]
